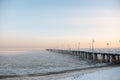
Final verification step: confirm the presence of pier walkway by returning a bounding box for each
[46,49,120,64]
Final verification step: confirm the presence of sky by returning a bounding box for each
[0,0,120,50]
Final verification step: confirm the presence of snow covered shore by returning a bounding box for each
[57,67,120,80]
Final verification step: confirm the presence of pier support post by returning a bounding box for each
[106,55,110,63]
[86,53,89,60]
[84,53,87,59]
[79,52,82,58]
[80,53,82,58]
[81,53,84,59]
[116,55,119,64]
[72,51,75,55]
[119,56,120,63]
[82,53,84,59]
[93,53,97,60]
[109,55,114,64]
[89,54,93,60]
[83,53,86,59]
[73,51,75,55]
[113,55,116,64]
[81,52,83,57]
[118,56,120,63]
[78,51,80,56]
[87,53,91,60]
[101,54,105,63]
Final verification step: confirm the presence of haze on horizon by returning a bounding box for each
[0,0,120,50]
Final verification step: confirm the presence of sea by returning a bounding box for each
[0,48,120,76]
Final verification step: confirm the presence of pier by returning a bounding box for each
[46,49,120,64]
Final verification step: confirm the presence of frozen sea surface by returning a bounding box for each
[0,49,120,80]
[0,50,100,76]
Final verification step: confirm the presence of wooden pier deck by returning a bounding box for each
[46,49,120,64]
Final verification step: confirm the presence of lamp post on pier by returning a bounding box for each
[78,42,80,51]
[119,40,120,46]
[77,42,80,55]
[106,43,109,49]
[92,39,95,53]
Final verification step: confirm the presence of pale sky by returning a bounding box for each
[0,0,120,50]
